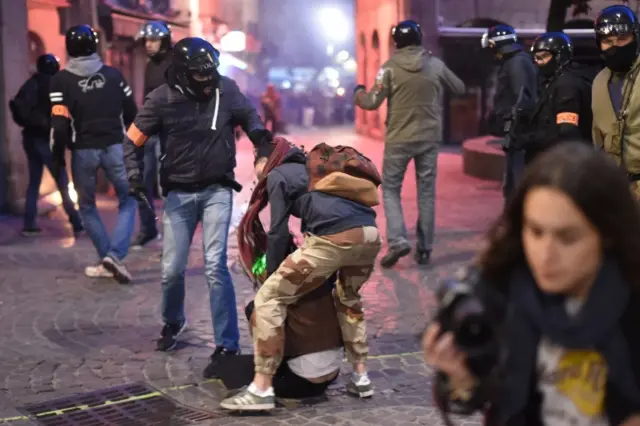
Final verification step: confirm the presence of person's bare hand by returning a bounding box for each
[423,323,475,386]
[255,157,268,180]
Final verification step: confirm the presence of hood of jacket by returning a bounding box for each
[390,46,427,73]
[65,53,104,77]
[281,146,306,165]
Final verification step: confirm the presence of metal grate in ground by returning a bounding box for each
[18,382,219,425]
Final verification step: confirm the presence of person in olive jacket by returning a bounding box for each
[353,20,465,269]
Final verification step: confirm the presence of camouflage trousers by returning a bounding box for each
[253,226,381,375]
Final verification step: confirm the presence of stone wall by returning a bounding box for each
[0,0,30,212]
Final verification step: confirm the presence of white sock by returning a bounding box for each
[248,382,274,397]
[352,372,370,385]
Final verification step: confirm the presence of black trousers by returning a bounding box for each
[207,301,337,398]
[209,354,334,399]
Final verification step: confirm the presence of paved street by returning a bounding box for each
[0,127,501,425]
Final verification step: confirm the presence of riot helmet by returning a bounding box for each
[173,37,220,101]
[36,54,60,76]
[531,32,573,78]
[392,20,422,49]
[481,24,519,55]
[65,25,98,58]
[595,5,639,73]
[137,21,172,58]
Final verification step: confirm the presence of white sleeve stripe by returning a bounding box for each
[124,86,130,91]
[49,92,63,98]
[50,97,63,102]
[124,90,132,96]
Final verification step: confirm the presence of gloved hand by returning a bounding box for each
[353,84,366,96]
[128,179,146,202]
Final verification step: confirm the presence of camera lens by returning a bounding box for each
[456,315,493,349]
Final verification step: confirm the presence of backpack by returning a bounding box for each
[306,143,382,207]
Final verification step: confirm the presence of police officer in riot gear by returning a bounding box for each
[123,37,271,368]
[592,5,640,199]
[482,24,537,201]
[130,20,173,249]
[513,32,594,164]
[10,54,82,237]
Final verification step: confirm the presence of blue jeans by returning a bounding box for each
[71,144,137,261]
[161,185,239,350]
[23,136,81,229]
[382,142,439,252]
[140,136,159,235]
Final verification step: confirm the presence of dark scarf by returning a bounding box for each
[237,137,296,288]
[500,258,640,422]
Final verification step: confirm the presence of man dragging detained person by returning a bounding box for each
[123,37,273,374]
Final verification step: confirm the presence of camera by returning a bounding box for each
[434,270,500,379]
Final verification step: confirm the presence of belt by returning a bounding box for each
[628,173,640,182]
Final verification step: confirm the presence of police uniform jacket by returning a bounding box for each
[516,63,595,164]
[593,56,640,198]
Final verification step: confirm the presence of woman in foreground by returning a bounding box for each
[425,142,640,425]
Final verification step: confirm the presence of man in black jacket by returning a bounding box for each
[10,54,82,237]
[123,37,272,371]
[50,25,138,284]
[513,32,597,164]
[481,25,538,201]
[131,21,173,248]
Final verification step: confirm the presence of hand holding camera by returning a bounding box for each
[423,323,476,392]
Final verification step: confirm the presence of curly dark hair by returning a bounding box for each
[477,142,640,291]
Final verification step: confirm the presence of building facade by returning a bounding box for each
[0,0,259,212]
[354,0,616,139]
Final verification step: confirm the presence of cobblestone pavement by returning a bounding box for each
[0,127,501,425]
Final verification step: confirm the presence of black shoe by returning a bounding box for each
[21,227,42,237]
[415,249,432,265]
[380,246,411,268]
[203,347,240,378]
[156,320,187,352]
[73,226,85,238]
[131,232,158,249]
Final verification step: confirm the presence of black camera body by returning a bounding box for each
[435,270,500,379]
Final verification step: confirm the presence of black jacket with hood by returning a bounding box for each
[144,48,172,97]
[50,53,138,153]
[489,47,538,136]
[266,147,377,277]
[124,66,272,195]
[11,72,53,140]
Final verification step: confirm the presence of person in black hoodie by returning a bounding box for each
[513,32,599,164]
[482,24,538,201]
[10,54,82,237]
[221,139,380,412]
[425,142,640,426]
[131,20,173,248]
[50,25,138,283]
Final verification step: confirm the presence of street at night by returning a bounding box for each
[0,127,498,425]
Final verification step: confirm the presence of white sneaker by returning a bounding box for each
[85,264,114,278]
